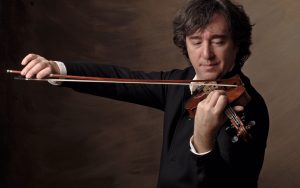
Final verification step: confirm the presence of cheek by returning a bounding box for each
[222,48,238,69]
[187,48,199,63]
[187,45,196,57]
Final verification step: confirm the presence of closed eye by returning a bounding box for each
[212,40,225,45]
[191,40,202,45]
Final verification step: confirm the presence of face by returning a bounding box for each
[186,14,238,80]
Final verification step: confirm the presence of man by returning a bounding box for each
[20,0,269,187]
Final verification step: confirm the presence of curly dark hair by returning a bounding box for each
[173,0,253,69]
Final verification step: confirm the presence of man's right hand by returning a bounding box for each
[21,53,60,79]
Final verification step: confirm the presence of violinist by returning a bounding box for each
[19,0,269,187]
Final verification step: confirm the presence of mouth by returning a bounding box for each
[200,62,218,67]
[200,60,218,65]
[201,63,217,66]
[198,62,220,73]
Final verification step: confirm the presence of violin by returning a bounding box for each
[185,75,253,142]
[7,70,253,142]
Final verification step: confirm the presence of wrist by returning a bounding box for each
[190,136,212,155]
[49,60,61,74]
[192,132,215,153]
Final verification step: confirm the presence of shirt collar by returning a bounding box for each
[189,75,200,95]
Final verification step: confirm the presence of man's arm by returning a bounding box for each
[20,53,168,110]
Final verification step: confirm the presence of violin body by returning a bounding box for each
[184,75,253,142]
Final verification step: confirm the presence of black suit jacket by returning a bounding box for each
[62,62,269,188]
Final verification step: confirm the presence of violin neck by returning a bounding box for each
[224,106,250,142]
[225,106,243,127]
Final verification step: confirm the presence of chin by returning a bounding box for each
[198,72,220,80]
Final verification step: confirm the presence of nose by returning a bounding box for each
[202,42,214,60]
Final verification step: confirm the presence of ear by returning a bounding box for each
[234,44,239,56]
[229,45,240,72]
[233,44,240,65]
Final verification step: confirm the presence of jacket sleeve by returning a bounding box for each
[61,61,172,110]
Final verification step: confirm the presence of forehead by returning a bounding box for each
[188,14,231,37]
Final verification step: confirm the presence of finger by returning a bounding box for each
[25,60,48,78]
[214,94,228,114]
[36,66,52,79]
[206,90,226,107]
[21,53,39,66]
[21,58,41,77]
[204,90,215,104]
[215,90,226,95]
[233,105,244,112]
[21,57,43,76]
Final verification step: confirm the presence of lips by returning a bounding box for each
[199,62,219,72]
[200,60,218,65]
[202,63,217,66]
[200,62,218,67]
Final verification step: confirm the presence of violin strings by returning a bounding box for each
[225,107,241,127]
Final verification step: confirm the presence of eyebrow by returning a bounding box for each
[188,34,228,40]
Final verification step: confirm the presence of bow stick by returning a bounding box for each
[7,69,238,87]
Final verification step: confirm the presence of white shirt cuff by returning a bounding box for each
[189,136,212,156]
[48,61,67,85]
[55,61,67,75]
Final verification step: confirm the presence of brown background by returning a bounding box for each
[1,0,300,187]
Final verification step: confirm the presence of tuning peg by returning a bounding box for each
[231,136,239,143]
[241,114,246,121]
[246,120,256,130]
[225,125,236,135]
